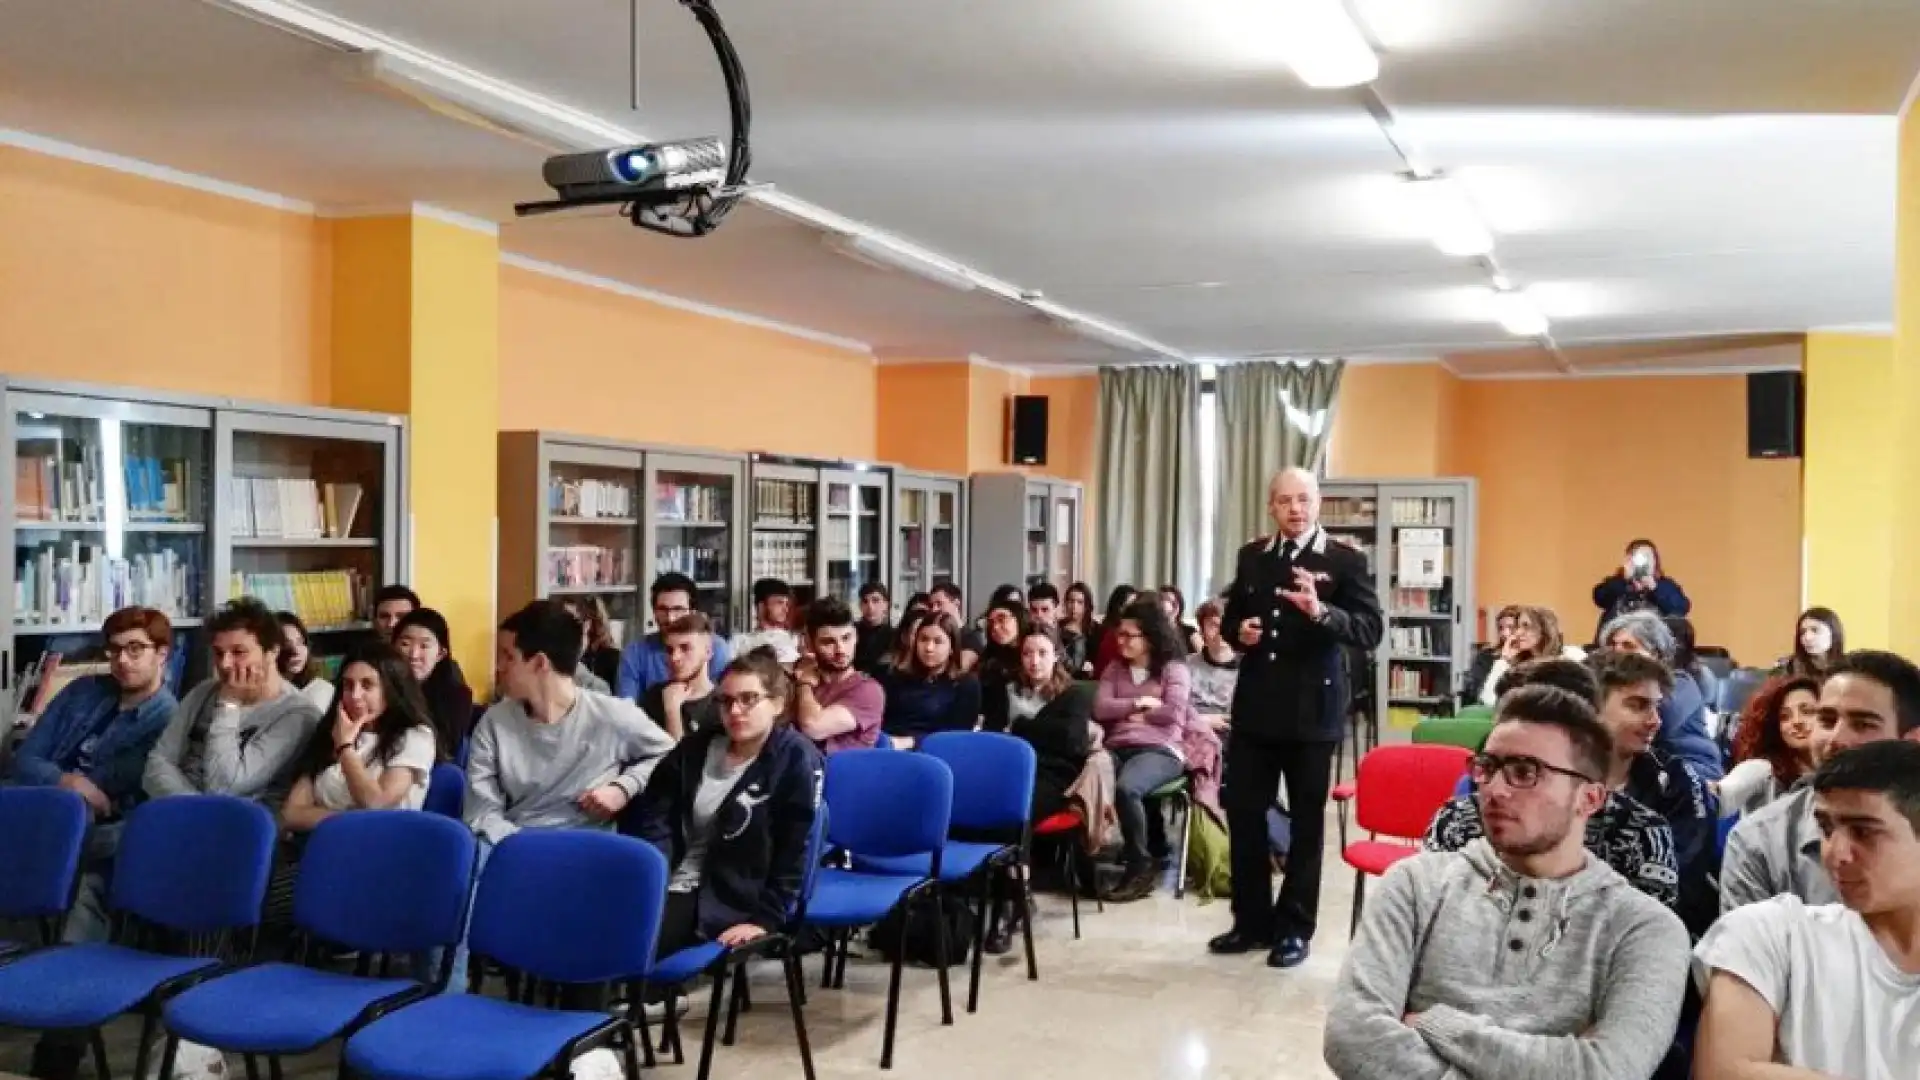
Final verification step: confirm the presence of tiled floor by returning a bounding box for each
[0,815,1359,1080]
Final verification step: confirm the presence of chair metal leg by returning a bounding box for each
[931,890,954,1027]
[696,964,729,1080]
[88,1030,112,1080]
[782,953,818,1080]
[1062,842,1082,940]
[1173,795,1193,900]
[879,933,906,1070]
[1349,871,1367,937]
[966,870,992,1014]
[617,1020,643,1080]
[635,987,662,1067]
[157,1036,181,1080]
[132,1010,160,1080]
[268,1056,284,1080]
[1019,865,1040,982]
[244,1053,262,1080]
[834,930,852,990]
[819,939,835,989]
[723,966,747,1046]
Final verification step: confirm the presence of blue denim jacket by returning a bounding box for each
[8,675,177,816]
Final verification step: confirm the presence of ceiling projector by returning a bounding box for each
[514,0,751,238]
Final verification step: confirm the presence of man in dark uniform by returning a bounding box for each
[1209,467,1382,969]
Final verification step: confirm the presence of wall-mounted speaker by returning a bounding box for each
[1746,370,1803,459]
[1008,395,1049,465]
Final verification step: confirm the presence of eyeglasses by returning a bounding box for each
[715,691,769,714]
[654,604,692,619]
[105,641,155,660]
[1113,629,1143,641]
[1469,752,1597,790]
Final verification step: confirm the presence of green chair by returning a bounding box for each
[1144,775,1194,900]
[1411,715,1495,752]
[1454,705,1495,723]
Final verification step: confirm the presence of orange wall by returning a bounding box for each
[967,364,1031,473]
[876,362,972,474]
[1327,363,1461,478]
[497,266,877,459]
[0,146,329,404]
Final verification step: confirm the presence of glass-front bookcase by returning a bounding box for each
[895,470,966,599]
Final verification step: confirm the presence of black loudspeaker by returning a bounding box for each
[1008,395,1049,466]
[1746,371,1803,459]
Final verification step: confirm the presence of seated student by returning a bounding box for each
[281,643,440,832]
[880,612,982,750]
[1325,685,1691,1080]
[617,573,734,701]
[1600,609,1724,781]
[1772,605,1844,681]
[571,594,625,689]
[465,601,674,847]
[1059,581,1099,677]
[853,582,894,675]
[983,625,1095,822]
[880,608,929,675]
[556,597,616,694]
[276,611,335,712]
[1586,648,1719,937]
[393,607,477,755]
[731,577,802,665]
[628,653,823,959]
[976,598,1028,689]
[1427,657,1681,911]
[1187,599,1239,733]
[1722,649,1920,913]
[1694,740,1920,1079]
[1462,605,1522,706]
[792,597,884,754]
[145,597,326,810]
[1475,605,1585,706]
[1090,585,1139,678]
[1719,674,1819,819]
[922,581,981,671]
[641,612,722,741]
[373,583,421,641]
[1157,584,1199,655]
[1093,598,1192,904]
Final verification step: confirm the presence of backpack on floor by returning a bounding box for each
[870,891,974,968]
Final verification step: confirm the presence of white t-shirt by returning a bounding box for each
[732,627,801,665]
[1694,893,1920,1077]
[299,678,335,713]
[311,725,438,812]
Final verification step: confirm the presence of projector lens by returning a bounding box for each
[612,149,657,184]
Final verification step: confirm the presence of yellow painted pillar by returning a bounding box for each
[1890,91,1920,657]
[327,212,500,685]
[1803,333,1896,648]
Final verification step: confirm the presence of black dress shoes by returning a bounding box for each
[1267,936,1311,969]
[1206,928,1271,955]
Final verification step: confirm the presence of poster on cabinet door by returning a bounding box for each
[1396,528,1446,588]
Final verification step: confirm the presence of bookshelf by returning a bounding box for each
[821,467,890,605]
[894,470,967,600]
[499,433,747,646]
[745,457,894,609]
[1321,477,1478,742]
[968,474,1083,597]
[2,380,407,728]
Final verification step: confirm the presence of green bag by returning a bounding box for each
[1185,805,1234,902]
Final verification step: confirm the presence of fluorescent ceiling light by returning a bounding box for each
[349,50,635,152]
[1406,175,1494,257]
[1489,288,1549,337]
[1275,0,1380,89]
[827,233,978,293]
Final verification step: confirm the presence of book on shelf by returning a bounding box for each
[754,479,814,525]
[13,541,197,626]
[656,482,725,523]
[1390,497,1455,527]
[229,478,364,539]
[1321,496,1378,528]
[124,456,201,523]
[548,544,633,589]
[16,447,107,524]
[655,542,724,581]
[751,533,811,582]
[13,656,114,727]
[1388,664,1440,699]
[1391,587,1452,615]
[1389,624,1449,657]
[549,476,632,520]
[229,569,367,627]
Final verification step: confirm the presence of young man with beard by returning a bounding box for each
[854,582,894,674]
[732,577,801,665]
[641,612,722,741]
[1325,685,1690,1080]
[1694,740,1920,1078]
[793,597,884,753]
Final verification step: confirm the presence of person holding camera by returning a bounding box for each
[1592,538,1691,643]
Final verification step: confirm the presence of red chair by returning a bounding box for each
[1032,809,1101,939]
[1336,744,1472,935]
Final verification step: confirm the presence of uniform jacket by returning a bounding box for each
[1223,527,1383,742]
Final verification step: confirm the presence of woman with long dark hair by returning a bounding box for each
[563,595,623,688]
[1092,598,1191,902]
[281,643,440,831]
[1060,581,1099,675]
[984,625,1094,821]
[1157,585,1198,655]
[1089,584,1139,679]
[879,612,982,750]
[276,611,335,712]
[977,597,1029,688]
[392,607,475,757]
[1776,606,1844,679]
[1721,675,1820,817]
[1592,537,1691,641]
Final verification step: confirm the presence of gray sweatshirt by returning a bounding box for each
[464,687,674,845]
[143,678,323,809]
[1324,838,1689,1080]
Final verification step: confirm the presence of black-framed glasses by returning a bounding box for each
[104,641,155,661]
[1469,752,1597,790]
[715,691,768,714]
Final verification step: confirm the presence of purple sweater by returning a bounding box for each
[1093,661,1192,752]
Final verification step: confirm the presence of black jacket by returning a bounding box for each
[854,620,894,675]
[625,724,823,937]
[1222,527,1384,742]
[981,681,1095,812]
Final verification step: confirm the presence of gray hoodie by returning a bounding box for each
[1324,838,1689,1080]
[143,678,323,810]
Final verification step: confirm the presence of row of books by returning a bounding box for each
[229,478,364,539]
[549,477,633,520]
[754,480,815,526]
[1388,624,1450,657]
[13,543,199,626]
[1390,497,1455,527]
[655,543,726,582]
[16,449,105,524]
[1390,587,1452,615]
[751,534,812,583]
[229,570,369,628]
[1387,665,1443,700]
[1321,497,1378,528]
[549,544,633,589]
[656,482,728,523]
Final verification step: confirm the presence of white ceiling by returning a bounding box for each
[3,0,1917,371]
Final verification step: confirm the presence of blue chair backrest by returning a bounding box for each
[789,804,832,927]
[471,830,665,986]
[0,787,89,921]
[422,763,466,820]
[824,749,953,859]
[112,795,276,935]
[295,811,477,955]
[921,731,1036,833]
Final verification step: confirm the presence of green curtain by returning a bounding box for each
[1095,364,1203,599]
[1210,360,1345,594]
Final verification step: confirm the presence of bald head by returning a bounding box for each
[1268,467,1320,539]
